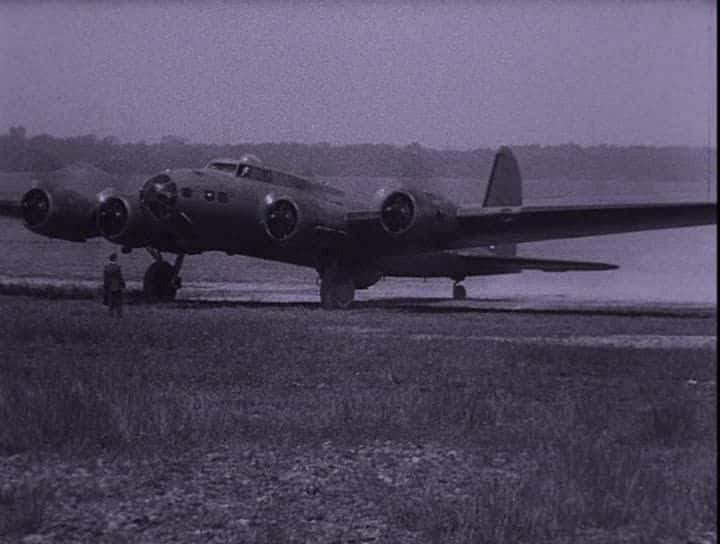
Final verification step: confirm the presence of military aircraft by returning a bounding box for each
[0,147,715,308]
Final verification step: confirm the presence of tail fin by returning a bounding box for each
[483,146,522,207]
[483,147,522,256]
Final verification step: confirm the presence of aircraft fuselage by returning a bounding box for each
[132,157,459,270]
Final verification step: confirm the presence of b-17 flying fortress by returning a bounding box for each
[1,148,715,308]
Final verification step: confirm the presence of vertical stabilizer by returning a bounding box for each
[483,147,522,255]
[483,146,523,207]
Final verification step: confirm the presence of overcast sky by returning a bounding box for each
[0,1,715,149]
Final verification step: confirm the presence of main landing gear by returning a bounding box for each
[143,249,184,301]
[452,280,467,301]
[319,264,356,310]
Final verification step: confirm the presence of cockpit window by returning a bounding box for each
[207,162,238,174]
[237,165,272,183]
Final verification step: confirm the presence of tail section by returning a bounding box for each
[483,146,523,207]
[482,146,523,256]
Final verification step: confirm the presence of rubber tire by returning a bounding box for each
[452,284,467,301]
[320,268,355,310]
[143,261,178,302]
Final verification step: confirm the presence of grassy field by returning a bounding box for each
[0,293,716,542]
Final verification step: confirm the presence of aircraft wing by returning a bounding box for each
[452,202,716,247]
[0,198,21,218]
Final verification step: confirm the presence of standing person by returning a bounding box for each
[103,253,125,318]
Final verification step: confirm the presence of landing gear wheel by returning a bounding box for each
[320,267,355,310]
[452,283,467,301]
[143,261,178,302]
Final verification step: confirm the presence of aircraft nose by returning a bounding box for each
[140,174,178,219]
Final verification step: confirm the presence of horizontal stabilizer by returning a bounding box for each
[378,249,617,278]
[458,252,618,272]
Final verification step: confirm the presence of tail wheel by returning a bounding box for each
[320,267,355,310]
[452,283,467,301]
[143,261,178,301]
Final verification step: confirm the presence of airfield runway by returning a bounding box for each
[0,274,715,354]
[0,273,714,316]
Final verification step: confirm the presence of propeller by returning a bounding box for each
[97,197,129,238]
[381,191,415,234]
[20,188,51,228]
[265,198,299,240]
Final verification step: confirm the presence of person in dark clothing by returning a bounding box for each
[103,253,125,318]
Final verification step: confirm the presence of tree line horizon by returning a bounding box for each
[1,126,715,182]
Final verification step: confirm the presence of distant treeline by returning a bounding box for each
[1,126,715,181]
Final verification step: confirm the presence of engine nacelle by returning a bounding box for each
[20,187,98,242]
[377,188,457,244]
[261,194,345,247]
[97,195,151,247]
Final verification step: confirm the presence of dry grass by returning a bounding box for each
[0,294,715,540]
[0,479,49,538]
